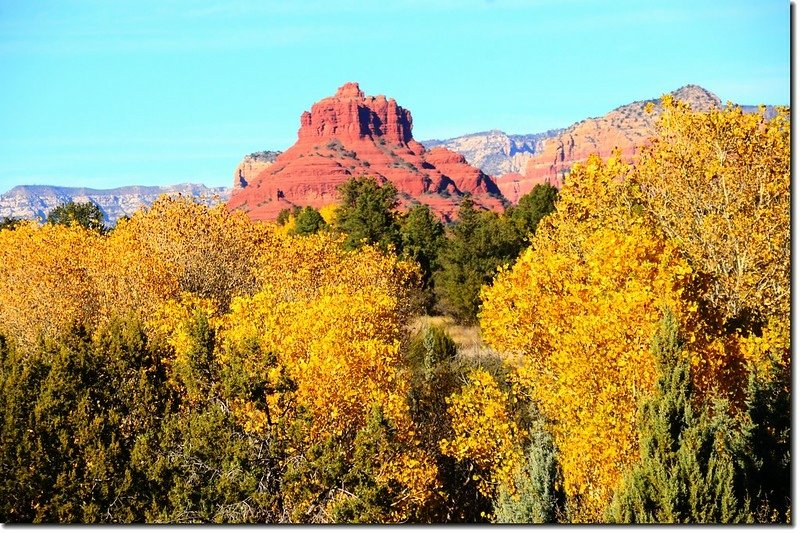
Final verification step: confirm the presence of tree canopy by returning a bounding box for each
[46,201,106,232]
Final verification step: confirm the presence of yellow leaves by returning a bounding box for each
[215,230,434,516]
[738,318,790,380]
[479,101,789,521]
[634,99,790,325]
[229,398,272,435]
[318,204,338,225]
[376,448,440,519]
[223,277,413,441]
[440,369,525,499]
[480,155,712,520]
[148,292,218,359]
[553,152,633,231]
[274,213,297,235]
[0,221,102,347]
[92,216,180,322]
[0,194,436,521]
[254,231,420,313]
[0,194,275,350]
[116,195,273,309]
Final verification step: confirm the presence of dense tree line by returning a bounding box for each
[276,176,558,320]
[0,100,789,523]
[480,100,789,522]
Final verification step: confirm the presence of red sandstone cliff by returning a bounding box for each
[228,82,506,222]
[495,85,722,202]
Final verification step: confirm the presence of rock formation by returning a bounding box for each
[227,82,506,222]
[496,85,722,201]
[233,150,281,191]
[0,183,230,225]
[422,128,563,177]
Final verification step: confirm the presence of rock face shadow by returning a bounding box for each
[228,82,507,221]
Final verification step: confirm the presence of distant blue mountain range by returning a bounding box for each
[0,183,230,225]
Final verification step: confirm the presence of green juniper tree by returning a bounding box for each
[46,201,106,233]
[493,420,563,524]
[400,204,444,285]
[434,197,520,323]
[399,204,445,311]
[506,183,558,238]
[738,361,791,522]
[0,216,20,230]
[130,311,284,523]
[291,206,327,236]
[0,319,174,523]
[607,310,748,524]
[334,177,401,252]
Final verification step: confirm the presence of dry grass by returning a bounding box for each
[408,315,501,362]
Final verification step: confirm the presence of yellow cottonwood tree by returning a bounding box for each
[634,100,790,327]
[88,217,180,324]
[318,204,339,225]
[480,155,714,521]
[634,98,790,377]
[0,222,101,347]
[113,196,273,310]
[439,369,525,500]
[218,231,435,521]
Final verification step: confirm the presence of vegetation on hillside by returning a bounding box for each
[0,101,789,524]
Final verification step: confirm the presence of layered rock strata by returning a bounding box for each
[228,82,506,222]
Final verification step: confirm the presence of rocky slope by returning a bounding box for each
[425,85,779,203]
[512,84,722,198]
[0,183,230,225]
[233,150,281,191]
[227,82,506,222]
[421,128,564,177]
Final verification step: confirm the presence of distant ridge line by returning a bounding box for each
[0,183,231,225]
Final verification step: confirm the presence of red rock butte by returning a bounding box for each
[228,82,506,221]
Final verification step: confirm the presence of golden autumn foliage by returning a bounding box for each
[318,204,339,225]
[0,221,101,346]
[274,213,297,235]
[114,196,273,310]
[0,95,789,523]
[481,156,692,520]
[480,153,754,521]
[253,231,420,318]
[218,231,435,520]
[439,369,525,500]
[90,217,180,323]
[0,197,266,348]
[0,198,439,522]
[634,99,790,328]
[0,218,184,349]
[479,101,790,522]
[634,99,791,393]
[147,292,220,402]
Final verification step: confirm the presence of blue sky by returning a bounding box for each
[0,0,789,191]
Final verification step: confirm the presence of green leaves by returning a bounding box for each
[335,176,401,252]
[435,197,526,323]
[46,201,106,233]
[506,183,558,238]
[0,320,172,523]
[607,311,754,524]
[137,405,281,523]
[291,206,328,236]
[400,204,444,288]
[493,422,562,524]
